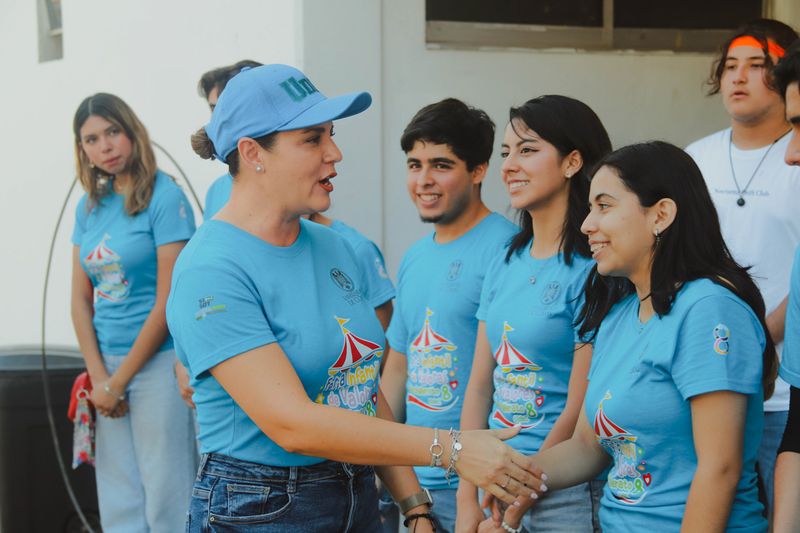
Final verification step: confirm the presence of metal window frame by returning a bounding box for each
[426,0,768,53]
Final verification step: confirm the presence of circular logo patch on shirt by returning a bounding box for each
[713,323,730,355]
[330,268,355,292]
[447,260,463,281]
[540,281,561,305]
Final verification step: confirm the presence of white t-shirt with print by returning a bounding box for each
[687,128,800,411]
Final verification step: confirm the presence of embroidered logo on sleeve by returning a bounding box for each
[713,324,730,355]
[195,296,226,320]
[374,257,389,279]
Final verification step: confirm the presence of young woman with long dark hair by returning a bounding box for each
[511,141,775,533]
[457,95,611,533]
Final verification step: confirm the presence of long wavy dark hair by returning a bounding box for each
[577,141,777,398]
[505,95,612,265]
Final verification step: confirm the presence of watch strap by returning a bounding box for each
[398,488,433,514]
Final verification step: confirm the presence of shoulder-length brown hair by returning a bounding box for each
[73,93,157,216]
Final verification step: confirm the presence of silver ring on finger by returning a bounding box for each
[501,473,511,489]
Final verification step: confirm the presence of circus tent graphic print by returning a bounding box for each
[490,322,546,429]
[594,391,651,504]
[406,308,460,412]
[317,316,383,417]
[84,233,129,302]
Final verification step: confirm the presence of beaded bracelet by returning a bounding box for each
[403,512,436,531]
[444,428,462,484]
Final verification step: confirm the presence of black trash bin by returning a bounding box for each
[0,346,101,532]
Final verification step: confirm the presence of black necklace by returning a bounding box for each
[728,129,790,207]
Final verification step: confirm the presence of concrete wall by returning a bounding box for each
[299,0,771,274]
[2,0,799,348]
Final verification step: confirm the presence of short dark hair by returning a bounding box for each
[198,59,263,100]
[773,38,800,98]
[505,95,612,266]
[707,19,798,96]
[400,98,495,171]
[577,141,777,399]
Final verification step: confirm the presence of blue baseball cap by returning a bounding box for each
[206,64,372,161]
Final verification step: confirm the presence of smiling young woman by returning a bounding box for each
[457,95,611,533]
[516,141,775,533]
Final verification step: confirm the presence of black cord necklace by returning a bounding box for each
[728,129,790,207]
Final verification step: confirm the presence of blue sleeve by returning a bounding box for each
[780,247,800,388]
[71,195,88,246]
[476,254,502,321]
[150,181,196,246]
[352,239,395,308]
[168,266,276,377]
[386,261,408,354]
[672,295,764,400]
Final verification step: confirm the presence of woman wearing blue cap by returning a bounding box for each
[166,64,546,532]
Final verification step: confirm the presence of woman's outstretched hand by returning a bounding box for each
[453,427,548,505]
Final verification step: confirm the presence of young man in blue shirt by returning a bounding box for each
[771,39,800,533]
[381,98,517,533]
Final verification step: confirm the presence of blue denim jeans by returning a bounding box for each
[95,349,198,533]
[520,480,603,533]
[187,454,381,532]
[429,488,457,533]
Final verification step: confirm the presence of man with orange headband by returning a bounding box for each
[686,19,800,519]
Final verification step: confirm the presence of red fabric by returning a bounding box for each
[67,371,93,421]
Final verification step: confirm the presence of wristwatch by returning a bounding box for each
[398,488,433,514]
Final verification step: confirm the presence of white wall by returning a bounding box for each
[2,0,799,348]
[0,0,300,347]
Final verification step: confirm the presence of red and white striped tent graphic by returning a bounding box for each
[411,308,456,353]
[494,322,541,373]
[328,317,383,375]
[85,233,120,266]
[594,393,636,442]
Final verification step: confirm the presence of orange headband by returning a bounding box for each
[729,35,786,58]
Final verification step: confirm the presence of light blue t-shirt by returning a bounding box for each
[477,245,593,456]
[166,218,385,467]
[203,173,233,221]
[72,171,195,355]
[780,246,800,388]
[330,220,395,308]
[585,279,766,533]
[386,213,517,488]
[202,175,394,308]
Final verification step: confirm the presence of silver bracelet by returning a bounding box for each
[444,428,462,484]
[501,520,523,533]
[429,428,444,467]
[103,382,125,401]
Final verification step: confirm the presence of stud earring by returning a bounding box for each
[255,164,263,173]
[89,162,95,169]
[565,172,572,179]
